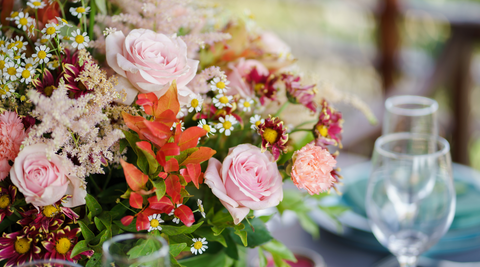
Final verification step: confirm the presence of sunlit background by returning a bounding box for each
[208,0,480,171]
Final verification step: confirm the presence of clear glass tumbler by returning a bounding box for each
[16,259,82,267]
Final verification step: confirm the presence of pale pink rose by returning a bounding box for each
[10,144,86,207]
[260,31,291,56]
[227,58,269,98]
[0,111,28,181]
[291,143,336,195]
[204,144,283,224]
[106,29,199,105]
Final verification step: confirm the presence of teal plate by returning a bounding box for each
[310,162,480,255]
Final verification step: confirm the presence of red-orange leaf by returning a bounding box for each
[148,196,174,213]
[160,143,180,157]
[121,215,134,226]
[136,141,155,157]
[180,168,191,183]
[165,174,182,204]
[165,158,179,173]
[137,93,157,116]
[129,192,143,209]
[136,212,149,231]
[158,172,168,179]
[180,147,216,166]
[178,127,207,151]
[120,159,148,192]
[154,81,180,118]
[174,122,182,144]
[156,151,166,167]
[155,110,177,128]
[174,205,195,227]
[186,163,202,189]
[122,112,146,135]
[143,120,170,139]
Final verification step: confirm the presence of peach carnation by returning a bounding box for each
[0,111,28,181]
[290,143,336,195]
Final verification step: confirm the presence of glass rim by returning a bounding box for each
[385,95,438,117]
[16,259,82,267]
[102,233,169,264]
[374,132,450,159]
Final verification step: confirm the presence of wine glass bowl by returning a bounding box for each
[366,133,455,267]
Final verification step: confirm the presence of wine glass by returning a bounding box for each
[366,133,455,267]
[383,95,438,135]
[16,259,82,267]
[102,233,170,267]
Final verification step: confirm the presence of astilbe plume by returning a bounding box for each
[188,66,227,94]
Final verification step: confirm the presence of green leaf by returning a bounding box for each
[211,210,233,224]
[277,189,309,215]
[168,234,192,245]
[137,143,159,174]
[222,230,238,260]
[258,247,267,267]
[78,221,95,243]
[257,214,275,223]
[71,240,91,258]
[231,218,271,248]
[94,217,106,232]
[113,219,138,233]
[169,243,187,257]
[85,252,102,267]
[95,0,107,14]
[119,139,129,154]
[271,253,291,267]
[211,224,226,236]
[170,252,185,267]
[261,239,296,262]
[194,227,227,247]
[233,229,247,247]
[296,212,319,239]
[179,251,232,267]
[110,201,128,219]
[175,147,198,165]
[127,238,162,259]
[86,194,103,217]
[123,130,141,155]
[91,229,112,251]
[161,221,204,236]
[153,179,166,200]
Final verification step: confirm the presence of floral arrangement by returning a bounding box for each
[0,0,358,266]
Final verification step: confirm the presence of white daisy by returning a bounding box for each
[12,36,28,52]
[197,199,206,218]
[212,94,233,109]
[47,59,60,70]
[197,119,216,137]
[216,115,237,136]
[69,6,90,18]
[41,23,59,39]
[147,214,164,232]
[191,238,208,255]
[0,83,15,98]
[27,0,46,9]
[22,57,38,70]
[0,55,8,71]
[26,23,36,38]
[250,114,264,130]
[171,120,185,131]
[14,12,32,31]
[239,98,254,112]
[55,17,72,27]
[6,11,20,21]
[34,37,50,47]
[19,66,35,84]
[71,29,90,50]
[187,94,204,113]
[3,61,21,82]
[32,45,52,64]
[210,77,229,93]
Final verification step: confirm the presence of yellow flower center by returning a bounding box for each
[62,36,70,41]
[254,83,265,92]
[0,40,5,45]
[21,69,31,79]
[1,85,11,93]
[33,1,42,6]
[243,101,251,108]
[25,63,33,69]
[202,124,211,132]
[75,35,84,44]
[317,125,328,137]
[15,41,23,49]
[7,43,15,50]
[0,60,5,69]
[20,95,26,101]
[46,26,56,35]
[223,121,232,130]
[44,85,56,96]
[191,99,199,108]
[19,17,28,26]
[61,18,68,24]
[76,7,86,13]
[216,81,225,89]
[263,128,278,144]
[0,195,11,209]
[255,120,262,127]
[14,56,21,60]
[219,96,229,104]
[150,219,160,228]
[14,238,30,254]
[193,241,203,250]
[38,50,47,59]
[55,237,71,255]
[28,25,35,32]
[10,12,19,18]
[7,67,16,76]
[43,205,59,217]
[40,38,48,44]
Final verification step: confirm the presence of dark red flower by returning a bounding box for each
[281,73,317,113]
[246,67,278,105]
[0,185,16,223]
[257,115,288,160]
[42,226,93,263]
[0,228,42,267]
[313,100,343,148]
[32,68,58,97]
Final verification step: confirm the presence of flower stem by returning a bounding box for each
[88,0,96,40]
[274,102,289,118]
[88,175,102,193]
[289,128,312,134]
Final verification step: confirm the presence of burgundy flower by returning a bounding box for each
[313,100,343,148]
[42,226,93,262]
[0,228,42,267]
[257,115,288,160]
[21,115,36,130]
[246,67,278,105]
[0,185,17,223]
[31,68,58,97]
[281,73,317,113]
[62,61,92,99]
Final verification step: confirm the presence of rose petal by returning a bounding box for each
[106,31,127,77]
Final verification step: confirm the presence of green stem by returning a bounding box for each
[88,0,96,40]
[295,119,318,129]
[274,101,289,117]
[88,175,102,193]
[57,0,66,19]
[34,9,39,38]
[214,134,222,151]
[289,128,312,134]
[102,166,112,191]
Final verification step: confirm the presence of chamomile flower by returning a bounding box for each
[69,6,90,18]
[147,214,164,232]
[55,17,72,27]
[27,0,46,9]
[27,23,36,38]
[191,238,208,255]
[6,11,20,21]
[47,59,60,70]
[197,119,216,137]
[19,66,35,84]
[187,94,204,113]
[71,29,90,49]
[171,120,185,131]
[23,57,38,70]
[41,23,59,39]
[239,98,254,112]
[250,114,264,130]
[3,61,21,82]
[213,94,233,109]
[0,55,7,71]
[0,83,15,98]
[35,37,50,47]
[210,77,229,93]
[216,115,237,136]
[14,12,32,31]
[13,36,28,52]
[197,199,206,218]
[33,45,52,64]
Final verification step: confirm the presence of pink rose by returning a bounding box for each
[10,144,86,207]
[290,143,336,195]
[204,144,283,224]
[227,58,269,98]
[106,29,199,105]
[260,31,291,56]
[0,111,28,181]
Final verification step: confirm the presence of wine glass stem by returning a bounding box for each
[397,255,417,267]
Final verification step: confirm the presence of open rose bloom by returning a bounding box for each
[0,111,28,181]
